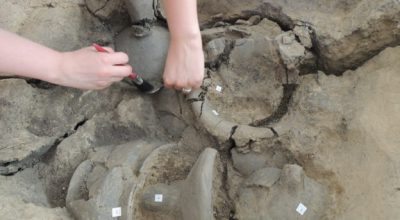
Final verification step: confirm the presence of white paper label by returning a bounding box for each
[296,203,307,215]
[212,110,219,116]
[216,85,222,92]
[155,194,163,202]
[112,207,122,217]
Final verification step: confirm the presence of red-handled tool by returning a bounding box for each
[93,43,161,94]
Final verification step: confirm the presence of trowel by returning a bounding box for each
[93,43,162,94]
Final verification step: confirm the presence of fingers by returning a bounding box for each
[100,52,129,65]
[164,73,203,90]
[90,45,115,53]
[95,81,113,90]
[102,47,114,53]
[108,65,132,78]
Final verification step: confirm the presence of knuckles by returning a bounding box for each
[124,66,133,76]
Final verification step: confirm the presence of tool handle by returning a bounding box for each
[92,43,138,79]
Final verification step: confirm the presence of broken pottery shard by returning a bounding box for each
[68,167,125,220]
[231,148,269,176]
[279,164,305,193]
[243,167,281,188]
[231,125,275,149]
[180,148,218,220]
[105,140,161,173]
[123,0,156,22]
[66,160,93,205]
[235,164,329,220]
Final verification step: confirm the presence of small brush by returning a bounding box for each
[93,43,161,94]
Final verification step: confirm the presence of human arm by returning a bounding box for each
[0,28,132,90]
[162,0,205,90]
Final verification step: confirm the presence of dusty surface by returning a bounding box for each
[1,0,400,220]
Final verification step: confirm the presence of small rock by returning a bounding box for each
[282,34,295,45]
[277,32,306,68]
[227,26,252,38]
[213,21,230,27]
[235,19,251,25]
[205,38,226,63]
[248,15,261,25]
[293,25,313,49]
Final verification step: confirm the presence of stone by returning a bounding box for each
[282,34,295,45]
[123,0,156,23]
[248,15,262,25]
[293,25,313,49]
[205,37,226,64]
[235,19,251,25]
[277,32,306,69]
[115,25,170,84]
[201,27,227,43]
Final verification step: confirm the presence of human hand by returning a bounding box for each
[52,46,132,90]
[163,35,204,91]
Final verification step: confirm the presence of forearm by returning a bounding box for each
[162,0,201,41]
[0,28,61,82]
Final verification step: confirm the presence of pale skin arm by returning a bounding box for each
[0,1,204,91]
[0,28,132,90]
[162,0,205,90]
